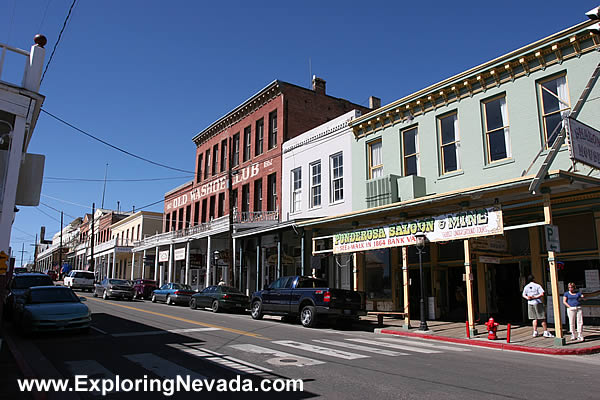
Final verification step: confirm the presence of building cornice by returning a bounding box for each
[352,19,598,138]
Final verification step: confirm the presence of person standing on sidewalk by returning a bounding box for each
[522,275,554,338]
[563,283,585,341]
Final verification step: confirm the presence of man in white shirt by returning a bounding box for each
[522,275,554,338]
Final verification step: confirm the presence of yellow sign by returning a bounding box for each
[0,251,9,275]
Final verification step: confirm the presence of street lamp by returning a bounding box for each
[213,250,220,285]
[414,231,429,331]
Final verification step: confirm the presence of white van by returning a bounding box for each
[64,270,95,292]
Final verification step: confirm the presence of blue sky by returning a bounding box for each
[3,0,598,264]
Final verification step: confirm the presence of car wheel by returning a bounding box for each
[102,290,109,300]
[166,295,173,305]
[190,298,197,310]
[300,305,317,328]
[151,294,157,303]
[211,300,220,313]
[250,301,263,320]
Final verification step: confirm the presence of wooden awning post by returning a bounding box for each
[402,246,410,329]
[544,193,565,346]
[464,239,477,336]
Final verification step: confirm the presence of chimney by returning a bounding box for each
[312,75,326,95]
[369,96,381,110]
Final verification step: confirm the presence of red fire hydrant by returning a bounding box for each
[485,317,499,340]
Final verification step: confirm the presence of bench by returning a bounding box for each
[367,312,407,327]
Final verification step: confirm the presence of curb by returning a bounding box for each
[375,328,600,355]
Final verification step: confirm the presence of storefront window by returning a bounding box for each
[365,249,391,299]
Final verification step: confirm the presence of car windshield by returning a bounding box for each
[29,288,79,304]
[109,279,130,285]
[14,268,28,273]
[13,275,54,289]
[74,272,94,279]
[221,286,242,294]
[172,283,192,290]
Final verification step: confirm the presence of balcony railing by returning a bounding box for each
[133,216,230,248]
[233,209,279,223]
[0,39,44,92]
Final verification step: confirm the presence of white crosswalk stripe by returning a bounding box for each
[64,360,116,396]
[124,353,207,379]
[377,337,471,352]
[229,344,325,367]
[168,343,274,377]
[346,338,442,353]
[272,340,370,360]
[312,339,408,356]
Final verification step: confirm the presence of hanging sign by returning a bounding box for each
[174,248,186,261]
[566,118,600,169]
[333,207,503,254]
[159,250,170,262]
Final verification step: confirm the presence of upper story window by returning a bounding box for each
[310,161,321,208]
[220,139,227,172]
[242,184,250,213]
[232,133,240,167]
[402,127,419,176]
[212,144,219,175]
[196,153,203,183]
[268,111,278,149]
[483,95,511,162]
[255,119,264,156]
[330,152,343,203]
[291,167,302,213]
[267,173,277,211]
[243,126,252,162]
[438,112,461,174]
[254,178,263,212]
[368,139,383,179]
[204,149,210,179]
[538,74,570,148]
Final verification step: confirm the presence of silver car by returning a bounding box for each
[14,286,91,335]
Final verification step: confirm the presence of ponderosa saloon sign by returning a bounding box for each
[333,207,503,254]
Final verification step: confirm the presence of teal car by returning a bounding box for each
[15,286,91,335]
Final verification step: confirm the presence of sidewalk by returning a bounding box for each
[363,316,600,355]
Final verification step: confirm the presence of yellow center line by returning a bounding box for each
[85,296,270,340]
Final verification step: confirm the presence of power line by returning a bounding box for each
[41,108,195,174]
[35,207,61,223]
[12,227,37,238]
[41,194,95,209]
[41,0,78,83]
[40,202,78,220]
[38,0,54,32]
[44,175,194,182]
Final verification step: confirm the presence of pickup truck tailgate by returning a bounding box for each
[328,289,364,311]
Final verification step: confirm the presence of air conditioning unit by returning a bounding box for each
[365,175,400,208]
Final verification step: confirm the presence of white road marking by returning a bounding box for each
[272,340,370,360]
[346,338,442,354]
[313,339,407,356]
[229,344,325,367]
[378,337,471,352]
[168,343,273,376]
[90,326,108,335]
[64,360,115,396]
[124,353,206,379]
[112,327,220,337]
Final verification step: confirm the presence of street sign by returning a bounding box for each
[0,251,9,275]
[544,225,561,253]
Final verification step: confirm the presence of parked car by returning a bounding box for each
[63,270,95,292]
[132,279,158,300]
[45,270,58,281]
[93,278,134,300]
[151,283,195,305]
[13,267,28,274]
[250,276,366,328]
[14,286,91,335]
[4,273,55,320]
[189,285,249,313]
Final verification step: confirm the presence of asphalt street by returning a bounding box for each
[5,293,600,400]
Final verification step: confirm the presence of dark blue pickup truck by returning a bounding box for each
[250,276,366,327]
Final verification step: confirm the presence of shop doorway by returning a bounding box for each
[486,263,523,323]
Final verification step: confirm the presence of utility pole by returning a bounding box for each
[59,211,63,271]
[101,163,108,209]
[228,136,235,286]
[32,233,38,271]
[19,243,25,267]
[91,203,95,274]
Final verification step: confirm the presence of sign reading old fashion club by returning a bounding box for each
[333,207,503,254]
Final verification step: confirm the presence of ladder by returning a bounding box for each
[527,60,600,194]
